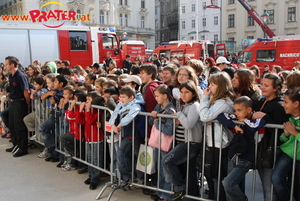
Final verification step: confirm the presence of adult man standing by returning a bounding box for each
[122,54,132,74]
[104,51,113,73]
[5,56,30,157]
[152,53,162,69]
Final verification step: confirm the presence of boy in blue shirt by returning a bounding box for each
[217,96,266,201]
[109,86,145,188]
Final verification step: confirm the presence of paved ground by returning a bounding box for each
[0,138,264,201]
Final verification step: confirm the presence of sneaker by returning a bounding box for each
[13,150,28,157]
[61,161,68,168]
[121,179,131,188]
[45,157,54,162]
[62,163,76,171]
[84,178,91,185]
[6,145,17,153]
[56,162,64,168]
[38,148,49,158]
[171,190,186,201]
[29,134,36,141]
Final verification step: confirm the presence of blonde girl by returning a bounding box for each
[199,71,235,200]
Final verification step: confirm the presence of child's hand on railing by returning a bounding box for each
[79,102,85,112]
[151,111,158,117]
[96,122,101,128]
[85,103,91,112]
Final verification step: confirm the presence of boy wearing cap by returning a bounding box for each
[216,56,231,70]
[122,75,144,103]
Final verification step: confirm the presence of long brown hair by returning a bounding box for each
[179,80,200,105]
[234,69,255,96]
[208,72,235,105]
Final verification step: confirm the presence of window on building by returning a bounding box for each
[175,0,178,7]
[106,11,109,23]
[162,18,165,27]
[141,0,145,8]
[201,35,205,40]
[76,10,81,20]
[182,6,185,13]
[155,6,158,15]
[192,4,195,12]
[190,36,195,40]
[162,33,164,41]
[228,0,235,4]
[100,11,104,24]
[247,36,254,39]
[182,21,185,29]
[202,2,206,9]
[214,34,218,41]
[247,14,254,26]
[228,14,234,27]
[288,7,296,22]
[266,10,274,24]
[155,19,158,29]
[119,14,123,26]
[141,16,145,28]
[214,16,218,25]
[214,0,219,5]
[228,37,235,41]
[192,19,195,28]
[125,14,128,26]
[70,31,88,50]
[119,0,122,5]
[125,0,127,5]
[202,18,206,27]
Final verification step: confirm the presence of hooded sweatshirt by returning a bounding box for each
[46,62,57,74]
[143,80,163,112]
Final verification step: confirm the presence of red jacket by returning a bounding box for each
[144,80,163,112]
[77,108,104,142]
[65,106,84,141]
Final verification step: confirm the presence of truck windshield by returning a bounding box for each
[102,34,118,49]
[237,51,252,63]
[69,31,88,51]
[256,50,276,62]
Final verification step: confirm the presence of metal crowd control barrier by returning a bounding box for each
[31,101,299,201]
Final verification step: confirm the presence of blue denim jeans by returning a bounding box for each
[155,148,171,200]
[0,107,9,128]
[38,115,56,148]
[258,167,278,201]
[271,152,300,201]
[108,141,119,175]
[162,142,200,192]
[87,141,104,184]
[117,138,132,180]
[222,158,252,201]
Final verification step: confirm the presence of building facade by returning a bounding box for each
[155,0,179,47]
[222,0,300,52]
[179,0,221,42]
[0,0,155,49]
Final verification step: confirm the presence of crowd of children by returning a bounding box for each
[1,55,300,201]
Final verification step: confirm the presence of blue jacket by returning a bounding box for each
[109,96,145,138]
[217,113,266,163]
[149,101,176,136]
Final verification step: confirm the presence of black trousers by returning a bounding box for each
[9,100,28,151]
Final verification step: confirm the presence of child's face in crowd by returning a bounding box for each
[86,96,93,103]
[208,82,218,95]
[28,67,34,76]
[158,71,163,78]
[180,87,194,104]
[74,84,79,90]
[33,82,43,91]
[53,78,62,90]
[177,69,190,84]
[282,95,299,116]
[63,90,73,100]
[119,94,134,105]
[85,76,93,85]
[140,70,152,84]
[46,78,54,90]
[154,91,167,105]
[234,103,252,121]
[231,73,239,89]
[162,70,174,84]
[95,83,103,94]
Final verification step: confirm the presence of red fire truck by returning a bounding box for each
[0,24,123,68]
[237,36,300,71]
[120,40,149,62]
[153,40,224,65]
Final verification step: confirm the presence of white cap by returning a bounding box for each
[122,75,142,85]
[216,56,230,64]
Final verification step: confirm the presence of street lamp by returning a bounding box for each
[261,10,269,39]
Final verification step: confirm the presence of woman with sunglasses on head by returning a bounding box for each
[204,57,216,78]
